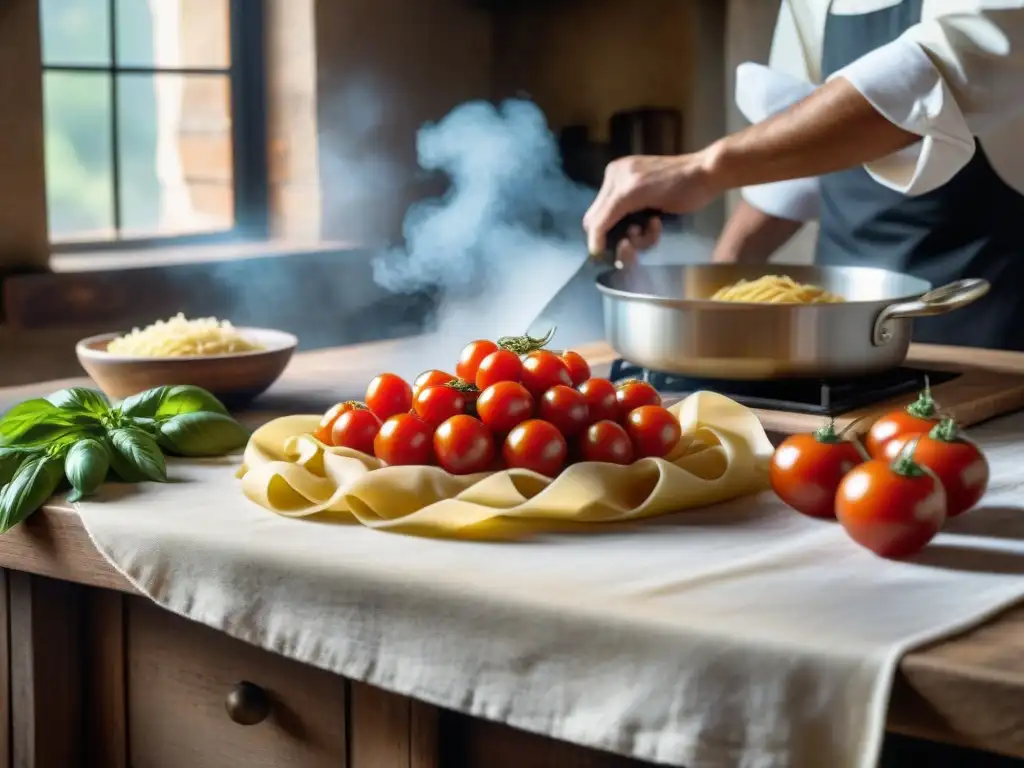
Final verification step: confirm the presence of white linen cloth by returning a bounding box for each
[73,412,1024,768]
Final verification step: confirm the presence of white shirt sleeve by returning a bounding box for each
[830,5,1024,195]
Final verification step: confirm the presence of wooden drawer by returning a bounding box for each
[125,597,346,768]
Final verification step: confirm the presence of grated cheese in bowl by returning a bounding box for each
[106,313,265,357]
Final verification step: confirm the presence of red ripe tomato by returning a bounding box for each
[455,340,499,382]
[579,420,634,465]
[770,423,866,519]
[434,415,495,475]
[374,413,433,466]
[865,386,940,458]
[520,351,572,398]
[475,349,523,390]
[413,369,455,396]
[624,405,681,458]
[560,351,591,386]
[578,378,619,423]
[836,455,947,559]
[538,385,590,437]
[329,409,382,455]
[476,381,534,434]
[413,385,467,428]
[313,401,366,444]
[882,420,989,517]
[365,373,413,420]
[616,380,662,414]
[502,419,567,477]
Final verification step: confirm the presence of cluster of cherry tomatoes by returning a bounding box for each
[312,332,683,478]
[770,385,990,559]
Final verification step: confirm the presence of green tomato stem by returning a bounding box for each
[496,327,556,355]
[929,417,960,443]
[905,375,938,420]
[890,436,926,477]
[813,419,840,443]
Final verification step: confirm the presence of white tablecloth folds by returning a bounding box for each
[72,411,1024,768]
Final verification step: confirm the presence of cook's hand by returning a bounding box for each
[583,153,720,256]
[614,217,663,266]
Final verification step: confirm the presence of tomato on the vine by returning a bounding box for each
[413,385,467,428]
[330,409,382,455]
[770,421,866,519]
[616,380,662,414]
[624,405,681,458]
[520,351,572,398]
[374,413,433,466]
[578,378,619,423]
[579,420,634,465]
[538,385,590,437]
[882,419,989,517]
[836,452,946,559]
[413,369,455,396]
[560,351,591,386]
[314,401,366,444]
[502,419,567,477]
[365,373,413,420]
[434,415,495,475]
[455,340,499,382]
[476,381,534,434]
[865,384,940,458]
[475,349,523,390]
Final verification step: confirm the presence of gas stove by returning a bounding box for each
[608,359,959,417]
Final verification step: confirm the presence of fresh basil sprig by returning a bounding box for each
[0,384,250,532]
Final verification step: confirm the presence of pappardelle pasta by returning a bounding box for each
[710,274,845,304]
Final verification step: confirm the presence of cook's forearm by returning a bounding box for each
[703,76,919,192]
[712,199,803,264]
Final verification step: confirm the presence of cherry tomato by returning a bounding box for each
[329,409,382,455]
[579,420,634,465]
[434,415,495,475]
[882,420,989,517]
[520,351,572,398]
[616,380,662,414]
[836,455,946,559]
[413,385,467,428]
[365,373,413,420]
[502,419,568,477]
[455,340,499,382]
[578,378,619,423]
[560,351,591,386]
[538,385,590,437]
[865,387,940,458]
[624,405,681,458]
[413,369,455,396]
[314,401,366,444]
[770,423,866,519]
[475,349,523,390]
[476,381,534,434]
[373,413,433,466]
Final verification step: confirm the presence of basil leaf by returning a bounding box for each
[158,412,250,457]
[107,427,166,483]
[46,388,110,417]
[117,387,171,419]
[155,385,230,418]
[0,447,38,486]
[0,399,74,446]
[64,438,110,503]
[0,455,64,533]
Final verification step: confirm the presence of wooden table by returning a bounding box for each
[0,337,1022,767]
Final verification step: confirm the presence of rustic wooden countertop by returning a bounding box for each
[0,337,1022,759]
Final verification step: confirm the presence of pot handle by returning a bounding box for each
[872,278,991,346]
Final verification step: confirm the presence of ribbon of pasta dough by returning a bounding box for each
[237,392,775,539]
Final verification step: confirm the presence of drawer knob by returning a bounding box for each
[225,681,271,725]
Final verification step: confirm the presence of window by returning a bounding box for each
[40,0,267,250]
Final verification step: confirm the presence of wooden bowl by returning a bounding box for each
[76,328,298,407]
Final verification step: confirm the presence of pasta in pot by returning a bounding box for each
[711,275,845,304]
[106,313,264,357]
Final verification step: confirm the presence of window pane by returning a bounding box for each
[43,72,115,241]
[116,73,234,236]
[116,0,230,70]
[40,0,112,67]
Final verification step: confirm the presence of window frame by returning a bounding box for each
[43,0,269,253]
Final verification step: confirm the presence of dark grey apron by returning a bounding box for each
[817,0,1024,350]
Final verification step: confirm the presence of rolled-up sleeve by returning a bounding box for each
[830,6,1024,195]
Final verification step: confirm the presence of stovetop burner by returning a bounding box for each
[608,360,959,416]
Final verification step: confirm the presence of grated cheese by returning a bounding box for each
[106,313,264,357]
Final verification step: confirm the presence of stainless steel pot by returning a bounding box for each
[596,264,990,379]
